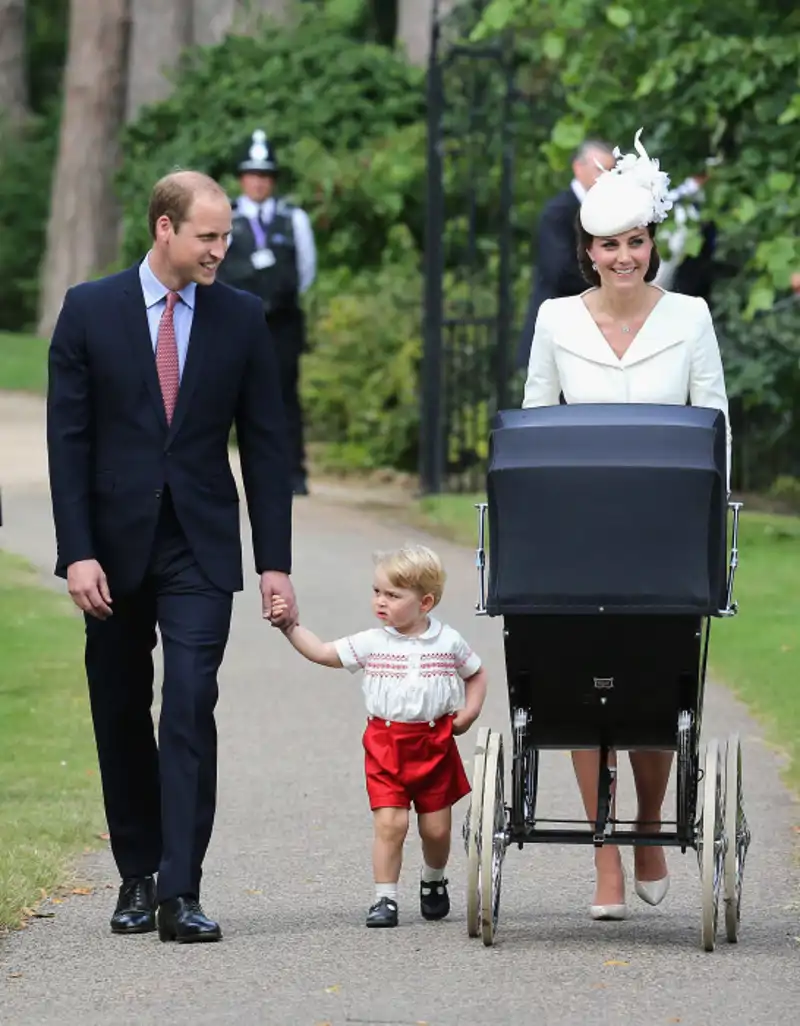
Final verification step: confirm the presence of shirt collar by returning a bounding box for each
[570,178,588,203]
[235,195,275,220]
[383,616,442,641]
[139,253,196,311]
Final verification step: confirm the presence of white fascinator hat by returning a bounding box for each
[580,128,674,238]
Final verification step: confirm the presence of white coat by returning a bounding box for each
[521,288,732,478]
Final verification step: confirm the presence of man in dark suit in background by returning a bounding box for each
[516,138,615,369]
[47,170,296,943]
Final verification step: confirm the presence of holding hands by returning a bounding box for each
[261,571,297,629]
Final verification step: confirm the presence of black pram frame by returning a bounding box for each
[463,404,751,953]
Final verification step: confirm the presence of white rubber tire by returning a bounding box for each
[480,731,505,946]
[466,727,490,938]
[700,738,722,952]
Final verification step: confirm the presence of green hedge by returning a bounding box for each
[302,227,422,471]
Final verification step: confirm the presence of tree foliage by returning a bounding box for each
[473,0,800,311]
[117,8,427,272]
[470,0,800,487]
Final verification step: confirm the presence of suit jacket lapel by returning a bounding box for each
[167,284,211,442]
[120,265,168,430]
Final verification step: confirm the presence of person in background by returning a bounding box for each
[654,166,718,303]
[516,138,615,369]
[217,130,317,496]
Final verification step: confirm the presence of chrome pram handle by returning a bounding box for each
[719,500,743,617]
[475,502,488,615]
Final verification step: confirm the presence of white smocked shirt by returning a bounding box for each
[334,617,482,723]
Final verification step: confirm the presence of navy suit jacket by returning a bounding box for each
[47,264,292,595]
[516,188,588,369]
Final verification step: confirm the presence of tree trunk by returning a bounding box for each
[37,0,131,338]
[0,0,29,123]
[397,0,459,65]
[126,0,193,122]
[192,0,290,46]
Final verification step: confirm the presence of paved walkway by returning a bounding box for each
[1,394,798,1026]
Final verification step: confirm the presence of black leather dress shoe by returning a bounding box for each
[157,896,222,943]
[292,474,309,496]
[110,876,157,934]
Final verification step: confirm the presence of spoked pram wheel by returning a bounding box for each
[465,727,490,937]
[699,738,725,951]
[480,731,507,946]
[723,733,751,943]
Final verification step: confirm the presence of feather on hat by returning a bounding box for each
[580,128,673,237]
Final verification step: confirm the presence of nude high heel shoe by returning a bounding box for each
[634,875,670,906]
[590,867,627,920]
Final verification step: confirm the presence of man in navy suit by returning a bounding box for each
[47,170,296,943]
[516,139,615,369]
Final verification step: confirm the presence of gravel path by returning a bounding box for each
[1,393,798,1026]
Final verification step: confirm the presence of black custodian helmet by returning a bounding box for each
[237,129,278,174]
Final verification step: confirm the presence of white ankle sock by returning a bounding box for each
[375,883,398,903]
[421,863,445,883]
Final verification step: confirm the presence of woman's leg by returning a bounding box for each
[571,749,624,906]
[629,751,673,881]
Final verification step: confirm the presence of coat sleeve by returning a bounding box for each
[688,298,732,490]
[234,297,293,574]
[522,300,561,408]
[46,287,96,570]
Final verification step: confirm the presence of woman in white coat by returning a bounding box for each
[522,130,731,921]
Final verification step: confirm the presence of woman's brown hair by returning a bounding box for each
[576,218,660,287]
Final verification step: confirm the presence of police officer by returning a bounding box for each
[218,129,317,495]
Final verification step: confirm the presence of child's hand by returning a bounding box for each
[452,710,477,736]
[270,595,290,626]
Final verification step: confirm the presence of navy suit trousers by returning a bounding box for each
[84,490,233,901]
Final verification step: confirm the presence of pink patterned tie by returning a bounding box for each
[156,291,180,424]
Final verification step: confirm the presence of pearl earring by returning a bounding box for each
[591,261,598,271]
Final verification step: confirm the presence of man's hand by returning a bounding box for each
[67,559,113,619]
[260,571,297,628]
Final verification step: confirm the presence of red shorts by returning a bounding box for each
[363,715,471,814]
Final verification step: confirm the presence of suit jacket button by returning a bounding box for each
[155,489,162,499]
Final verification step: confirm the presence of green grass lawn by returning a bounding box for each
[0,331,48,394]
[0,550,103,929]
[418,495,800,792]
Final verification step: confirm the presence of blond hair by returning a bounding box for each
[147,169,228,239]
[373,544,446,606]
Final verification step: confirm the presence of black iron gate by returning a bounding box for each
[420,0,519,495]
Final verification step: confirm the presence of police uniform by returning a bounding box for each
[217,130,317,494]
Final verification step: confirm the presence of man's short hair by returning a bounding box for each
[572,138,614,164]
[147,170,227,239]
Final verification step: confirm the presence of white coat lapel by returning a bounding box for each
[551,298,620,368]
[622,334,686,367]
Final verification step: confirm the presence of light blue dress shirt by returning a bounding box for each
[138,256,197,378]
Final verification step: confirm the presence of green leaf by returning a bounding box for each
[542,32,566,61]
[606,5,633,28]
[735,196,758,224]
[744,282,776,320]
[767,172,795,194]
[552,119,586,151]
